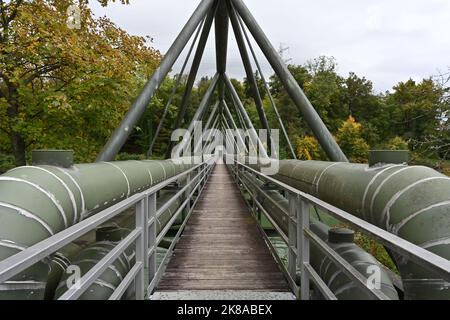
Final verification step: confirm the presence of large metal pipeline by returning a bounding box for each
[239,172,399,300]
[45,190,183,300]
[0,158,196,299]
[249,159,450,299]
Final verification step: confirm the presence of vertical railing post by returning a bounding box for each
[297,197,310,300]
[298,197,310,300]
[148,193,157,295]
[183,172,192,221]
[288,192,299,298]
[135,197,147,300]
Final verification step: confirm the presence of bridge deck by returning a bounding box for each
[156,164,290,292]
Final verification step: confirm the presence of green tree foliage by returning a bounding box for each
[0,0,161,165]
[388,79,443,142]
[243,70,266,101]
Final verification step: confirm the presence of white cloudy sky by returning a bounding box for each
[90,0,450,93]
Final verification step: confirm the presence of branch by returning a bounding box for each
[6,0,23,24]
[23,63,63,85]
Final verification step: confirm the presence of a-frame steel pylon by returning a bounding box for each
[96,0,348,163]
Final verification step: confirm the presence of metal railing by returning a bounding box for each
[0,158,216,300]
[229,160,450,300]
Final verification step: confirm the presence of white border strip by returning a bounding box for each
[0,202,54,235]
[0,177,68,228]
[102,163,131,197]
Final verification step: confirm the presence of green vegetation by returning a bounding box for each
[0,0,161,166]
[1,1,449,172]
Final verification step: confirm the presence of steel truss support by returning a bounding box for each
[173,74,220,157]
[202,115,220,154]
[223,73,268,159]
[223,101,248,153]
[97,0,215,162]
[227,2,274,155]
[193,102,219,154]
[221,109,242,155]
[224,80,257,154]
[231,0,348,162]
[147,20,205,158]
[237,15,297,159]
[215,0,229,101]
[166,3,218,158]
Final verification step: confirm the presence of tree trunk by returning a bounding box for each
[10,131,26,167]
[6,84,26,167]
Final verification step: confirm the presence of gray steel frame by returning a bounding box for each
[147,19,205,157]
[227,2,273,154]
[97,0,215,162]
[236,14,297,159]
[0,159,216,300]
[229,160,450,300]
[231,0,347,162]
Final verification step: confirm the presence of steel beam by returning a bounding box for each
[223,101,248,153]
[224,73,268,159]
[97,0,215,162]
[237,16,297,159]
[228,3,273,154]
[194,102,219,154]
[165,4,217,159]
[173,74,220,157]
[147,20,205,157]
[225,82,257,154]
[231,0,348,162]
[215,0,229,101]
[173,5,217,131]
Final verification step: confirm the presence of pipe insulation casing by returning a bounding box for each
[0,159,195,299]
[54,241,133,300]
[250,160,450,299]
[240,171,398,300]
[51,189,184,300]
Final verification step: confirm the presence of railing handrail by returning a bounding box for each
[232,159,450,290]
[0,157,216,300]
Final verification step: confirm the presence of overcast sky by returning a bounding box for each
[90,0,450,93]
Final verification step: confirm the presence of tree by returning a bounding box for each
[387,79,442,143]
[243,70,266,101]
[303,56,349,132]
[269,64,311,139]
[344,72,381,122]
[0,0,161,165]
[295,136,325,160]
[336,116,370,163]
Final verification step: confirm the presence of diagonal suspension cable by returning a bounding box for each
[147,19,205,157]
[236,13,297,159]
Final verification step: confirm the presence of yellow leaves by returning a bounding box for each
[296,136,323,160]
[338,116,362,135]
[336,116,370,163]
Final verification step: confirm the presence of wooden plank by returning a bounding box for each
[156,164,290,292]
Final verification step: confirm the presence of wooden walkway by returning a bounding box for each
[157,164,290,292]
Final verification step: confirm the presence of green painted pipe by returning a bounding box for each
[0,159,195,299]
[248,160,450,299]
[53,189,184,300]
[54,241,133,300]
[240,172,399,300]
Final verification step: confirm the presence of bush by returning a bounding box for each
[386,136,409,150]
[116,153,146,161]
[0,154,15,174]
